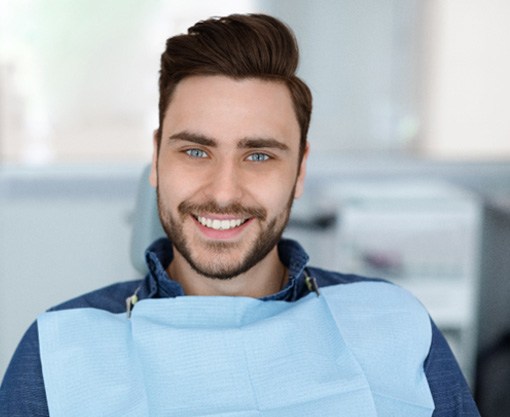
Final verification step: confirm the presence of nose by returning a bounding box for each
[206,160,243,207]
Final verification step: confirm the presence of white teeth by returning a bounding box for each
[197,216,244,230]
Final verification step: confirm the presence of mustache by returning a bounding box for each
[178,200,267,220]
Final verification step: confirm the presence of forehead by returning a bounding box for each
[162,75,300,150]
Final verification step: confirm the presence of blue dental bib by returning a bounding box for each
[38,282,434,416]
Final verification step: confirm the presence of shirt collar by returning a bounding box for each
[142,237,310,301]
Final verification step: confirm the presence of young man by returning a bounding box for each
[0,14,479,416]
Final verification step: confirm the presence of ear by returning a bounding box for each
[149,130,159,188]
[294,142,309,199]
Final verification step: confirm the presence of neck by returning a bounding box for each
[167,247,288,298]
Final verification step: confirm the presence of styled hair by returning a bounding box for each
[157,13,312,159]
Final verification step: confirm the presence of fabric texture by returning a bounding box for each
[0,238,480,416]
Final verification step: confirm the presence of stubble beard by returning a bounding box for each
[156,187,295,280]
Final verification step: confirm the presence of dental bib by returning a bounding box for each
[38,282,434,416]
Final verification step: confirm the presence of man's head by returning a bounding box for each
[156,13,312,161]
[151,14,312,284]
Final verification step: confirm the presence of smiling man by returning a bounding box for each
[153,75,306,296]
[0,13,480,417]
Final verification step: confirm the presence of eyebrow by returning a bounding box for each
[237,137,290,152]
[168,131,289,152]
[168,131,216,147]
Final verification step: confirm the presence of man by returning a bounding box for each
[0,14,479,416]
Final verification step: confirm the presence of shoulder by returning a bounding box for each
[308,266,432,355]
[313,269,432,346]
[308,267,436,413]
[0,321,48,416]
[0,279,144,416]
[48,279,144,314]
[308,265,392,288]
[309,266,480,415]
[309,266,425,309]
[425,321,481,415]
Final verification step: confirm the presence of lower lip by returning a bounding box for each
[192,216,254,240]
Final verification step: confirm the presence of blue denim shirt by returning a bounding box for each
[0,238,480,416]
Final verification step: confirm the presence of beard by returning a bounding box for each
[156,187,295,280]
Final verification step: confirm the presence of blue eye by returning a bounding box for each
[185,149,207,158]
[247,153,270,162]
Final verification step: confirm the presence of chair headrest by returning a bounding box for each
[130,165,166,275]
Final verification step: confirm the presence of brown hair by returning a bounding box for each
[157,13,312,159]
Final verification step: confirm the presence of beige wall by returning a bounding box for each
[422,0,510,159]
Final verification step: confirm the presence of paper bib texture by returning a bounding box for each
[38,282,434,416]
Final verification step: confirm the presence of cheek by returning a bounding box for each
[157,174,182,208]
[158,168,208,212]
[254,175,296,213]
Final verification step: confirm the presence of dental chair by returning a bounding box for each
[130,165,166,275]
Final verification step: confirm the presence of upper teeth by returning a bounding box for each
[197,216,245,230]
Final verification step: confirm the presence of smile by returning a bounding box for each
[195,216,248,231]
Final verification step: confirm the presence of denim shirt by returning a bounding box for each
[0,238,480,416]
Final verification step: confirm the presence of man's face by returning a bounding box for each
[150,75,308,280]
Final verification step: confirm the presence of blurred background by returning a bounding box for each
[1,0,509,414]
